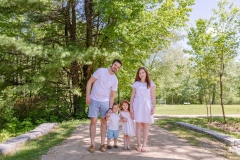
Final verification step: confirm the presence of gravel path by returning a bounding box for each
[41,121,227,160]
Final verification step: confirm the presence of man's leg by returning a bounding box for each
[100,117,107,152]
[89,117,98,146]
[100,117,107,145]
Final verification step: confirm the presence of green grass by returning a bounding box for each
[155,104,240,115]
[0,119,88,160]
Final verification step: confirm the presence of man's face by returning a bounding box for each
[111,62,121,73]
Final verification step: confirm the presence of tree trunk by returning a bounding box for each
[65,0,79,116]
[220,61,226,123]
[211,84,216,104]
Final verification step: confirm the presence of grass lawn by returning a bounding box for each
[155,104,240,115]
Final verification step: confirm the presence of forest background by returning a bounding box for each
[0,0,240,136]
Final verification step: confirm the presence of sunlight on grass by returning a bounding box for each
[155,104,240,115]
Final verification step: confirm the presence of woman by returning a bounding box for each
[130,67,156,152]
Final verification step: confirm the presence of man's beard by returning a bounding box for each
[111,67,117,73]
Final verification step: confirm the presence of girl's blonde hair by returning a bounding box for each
[119,100,130,112]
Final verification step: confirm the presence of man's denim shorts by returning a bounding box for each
[88,99,109,118]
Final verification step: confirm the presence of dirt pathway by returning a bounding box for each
[41,121,227,160]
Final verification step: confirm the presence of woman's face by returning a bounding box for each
[139,69,146,81]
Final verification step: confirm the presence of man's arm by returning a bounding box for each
[86,76,97,105]
[109,90,116,109]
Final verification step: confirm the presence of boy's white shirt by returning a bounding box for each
[108,113,120,130]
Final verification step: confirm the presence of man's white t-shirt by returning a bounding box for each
[90,68,118,102]
[108,113,120,130]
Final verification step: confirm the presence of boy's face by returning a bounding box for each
[112,105,118,113]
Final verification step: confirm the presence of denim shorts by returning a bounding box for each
[88,99,109,118]
[107,129,119,139]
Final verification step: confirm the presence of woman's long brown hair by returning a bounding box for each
[134,67,151,88]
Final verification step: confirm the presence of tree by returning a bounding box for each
[0,0,195,123]
[187,0,240,123]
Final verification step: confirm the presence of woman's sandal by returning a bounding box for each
[141,146,147,152]
[136,145,142,152]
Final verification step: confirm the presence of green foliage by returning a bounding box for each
[0,0,196,123]
[187,0,240,115]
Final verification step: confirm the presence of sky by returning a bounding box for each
[181,0,240,50]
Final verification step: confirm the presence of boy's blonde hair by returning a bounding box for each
[119,100,130,112]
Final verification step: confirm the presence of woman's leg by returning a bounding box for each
[136,122,142,151]
[142,123,149,151]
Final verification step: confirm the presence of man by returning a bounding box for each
[86,59,122,153]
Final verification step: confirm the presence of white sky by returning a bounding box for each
[181,0,240,61]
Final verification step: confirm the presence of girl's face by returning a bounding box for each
[122,102,129,111]
[139,69,146,81]
[112,105,118,113]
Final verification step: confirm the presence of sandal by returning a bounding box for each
[114,145,119,148]
[136,145,142,152]
[127,146,130,150]
[141,146,147,152]
[107,145,112,149]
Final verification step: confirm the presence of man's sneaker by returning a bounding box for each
[100,145,106,152]
[88,145,95,153]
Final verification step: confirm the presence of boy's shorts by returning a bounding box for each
[107,129,119,139]
[88,99,109,118]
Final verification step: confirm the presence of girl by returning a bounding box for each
[119,100,136,150]
[130,67,156,152]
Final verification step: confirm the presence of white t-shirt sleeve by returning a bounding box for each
[92,68,103,79]
[131,82,137,88]
[151,81,156,89]
[112,80,118,91]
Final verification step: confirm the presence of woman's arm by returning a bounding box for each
[150,86,156,115]
[130,88,136,115]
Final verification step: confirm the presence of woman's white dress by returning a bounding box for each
[120,111,136,137]
[132,81,155,124]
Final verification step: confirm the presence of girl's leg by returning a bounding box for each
[136,122,142,151]
[123,135,127,149]
[127,136,131,149]
[142,123,149,152]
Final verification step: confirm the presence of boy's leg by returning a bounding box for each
[114,138,117,146]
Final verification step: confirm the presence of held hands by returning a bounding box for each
[121,118,127,122]
[151,107,155,115]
